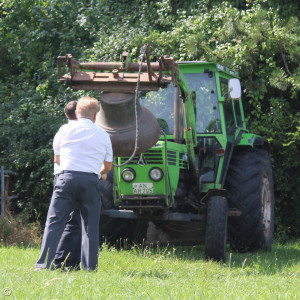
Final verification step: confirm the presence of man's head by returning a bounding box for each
[76,96,99,122]
[64,101,78,120]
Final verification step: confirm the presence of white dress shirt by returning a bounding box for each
[53,118,113,176]
[53,120,77,175]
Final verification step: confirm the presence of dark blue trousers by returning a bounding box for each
[54,207,81,269]
[36,171,101,270]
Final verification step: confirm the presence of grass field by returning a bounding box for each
[0,241,299,299]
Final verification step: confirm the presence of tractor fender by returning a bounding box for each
[236,133,269,151]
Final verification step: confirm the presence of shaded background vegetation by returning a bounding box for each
[0,0,299,238]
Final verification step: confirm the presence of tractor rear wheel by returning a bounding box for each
[225,148,274,252]
[205,196,228,262]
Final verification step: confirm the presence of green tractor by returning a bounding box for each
[57,46,274,261]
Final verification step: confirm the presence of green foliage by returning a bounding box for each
[0,0,299,235]
[0,213,41,246]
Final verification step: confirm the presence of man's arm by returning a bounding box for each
[100,161,112,180]
[100,161,112,175]
[54,155,60,165]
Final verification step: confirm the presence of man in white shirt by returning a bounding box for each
[35,96,113,271]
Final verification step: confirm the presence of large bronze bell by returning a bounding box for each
[96,92,161,157]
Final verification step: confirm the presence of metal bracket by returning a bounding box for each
[57,45,179,92]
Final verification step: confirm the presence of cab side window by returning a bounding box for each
[220,78,230,101]
[234,100,243,127]
[223,100,235,134]
[220,78,235,134]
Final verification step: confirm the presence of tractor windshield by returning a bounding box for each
[184,73,221,134]
[139,84,175,135]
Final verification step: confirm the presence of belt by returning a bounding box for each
[60,170,99,178]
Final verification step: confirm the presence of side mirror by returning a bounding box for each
[228,78,241,100]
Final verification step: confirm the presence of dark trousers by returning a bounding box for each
[54,207,81,268]
[53,174,81,269]
[36,171,101,271]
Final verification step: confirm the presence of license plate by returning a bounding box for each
[132,183,153,194]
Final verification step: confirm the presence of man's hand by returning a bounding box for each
[100,173,107,181]
[100,161,112,175]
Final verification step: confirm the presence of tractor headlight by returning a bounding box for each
[149,167,163,182]
[122,168,136,182]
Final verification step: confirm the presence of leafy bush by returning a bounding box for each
[0,213,41,246]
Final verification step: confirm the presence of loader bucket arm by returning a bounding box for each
[57,51,178,92]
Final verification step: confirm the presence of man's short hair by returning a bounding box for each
[64,101,78,120]
[76,97,99,119]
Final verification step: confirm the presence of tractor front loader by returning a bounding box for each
[57,45,274,261]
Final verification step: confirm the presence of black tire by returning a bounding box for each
[205,196,228,262]
[99,169,124,246]
[101,218,148,247]
[100,170,114,210]
[125,219,148,246]
[225,147,275,252]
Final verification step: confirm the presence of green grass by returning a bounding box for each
[0,241,299,299]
